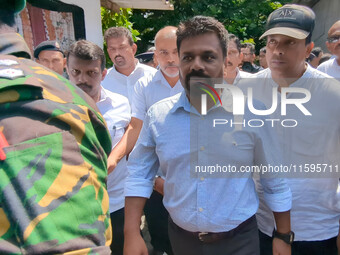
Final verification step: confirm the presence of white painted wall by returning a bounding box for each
[312,0,340,52]
[59,0,104,48]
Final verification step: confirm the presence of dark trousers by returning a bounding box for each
[110,207,125,255]
[144,190,173,254]
[168,216,260,255]
[259,230,338,255]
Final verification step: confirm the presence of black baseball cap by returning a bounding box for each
[136,52,154,64]
[34,40,64,59]
[260,4,315,40]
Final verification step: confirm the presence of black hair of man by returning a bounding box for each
[104,27,134,46]
[241,43,255,54]
[228,34,241,53]
[311,47,323,57]
[0,10,15,27]
[176,16,228,58]
[318,53,332,65]
[67,40,106,71]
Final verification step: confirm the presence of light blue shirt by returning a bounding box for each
[125,91,291,232]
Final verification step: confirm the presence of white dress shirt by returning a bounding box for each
[101,61,156,104]
[238,66,340,241]
[132,69,183,121]
[96,87,131,213]
[317,57,340,80]
[226,68,254,86]
[125,91,291,233]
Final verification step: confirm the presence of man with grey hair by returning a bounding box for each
[317,20,340,80]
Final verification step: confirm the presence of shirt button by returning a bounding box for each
[199,208,203,212]
[200,177,204,181]
[200,146,205,151]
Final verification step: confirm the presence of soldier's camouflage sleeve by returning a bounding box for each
[0,54,112,254]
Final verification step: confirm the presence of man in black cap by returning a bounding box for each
[0,1,112,254]
[238,4,340,255]
[34,40,66,75]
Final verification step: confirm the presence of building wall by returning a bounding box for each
[312,0,340,52]
[59,0,104,48]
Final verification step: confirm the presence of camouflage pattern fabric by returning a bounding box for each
[0,33,32,59]
[0,50,112,254]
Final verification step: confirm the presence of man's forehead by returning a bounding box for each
[329,26,340,37]
[179,34,221,52]
[39,50,64,57]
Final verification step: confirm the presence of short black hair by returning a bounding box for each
[228,34,241,53]
[311,47,323,57]
[104,27,134,46]
[0,10,16,27]
[67,40,106,71]
[241,43,255,54]
[176,16,228,58]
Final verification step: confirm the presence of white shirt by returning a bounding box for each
[101,61,156,104]
[226,68,254,86]
[238,66,340,241]
[131,69,183,121]
[317,57,340,80]
[126,92,291,233]
[96,87,131,213]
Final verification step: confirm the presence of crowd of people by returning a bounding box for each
[1,0,340,255]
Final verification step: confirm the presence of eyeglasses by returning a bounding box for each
[327,36,340,43]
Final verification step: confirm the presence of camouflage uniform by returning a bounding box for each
[0,33,112,254]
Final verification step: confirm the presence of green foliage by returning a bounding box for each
[129,0,291,54]
[101,7,140,67]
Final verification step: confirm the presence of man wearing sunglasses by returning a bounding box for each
[317,20,340,80]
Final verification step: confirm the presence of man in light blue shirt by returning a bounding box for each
[124,16,292,255]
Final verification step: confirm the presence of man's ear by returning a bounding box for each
[132,43,137,55]
[240,52,244,62]
[306,42,314,58]
[65,63,70,76]
[326,41,333,54]
[101,68,107,81]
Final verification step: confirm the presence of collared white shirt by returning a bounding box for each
[101,61,156,105]
[96,87,131,213]
[125,92,291,233]
[131,69,183,121]
[317,57,340,80]
[226,68,254,86]
[238,66,340,241]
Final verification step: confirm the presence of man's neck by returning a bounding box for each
[272,63,307,92]
[225,68,238,84]
[115,58,138,76]
[336,56,340,66]
[0,25,16,34]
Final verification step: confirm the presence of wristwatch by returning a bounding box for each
[272,229,295,245]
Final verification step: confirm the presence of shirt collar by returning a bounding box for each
[170,91,223,115]
[170,91,191,113]
[99,86,113,103]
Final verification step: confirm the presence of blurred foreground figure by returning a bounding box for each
[0,1,112,254]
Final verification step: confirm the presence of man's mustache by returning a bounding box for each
[77,83,91,89]
[115,55,124,60]
[185,70,210,85]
